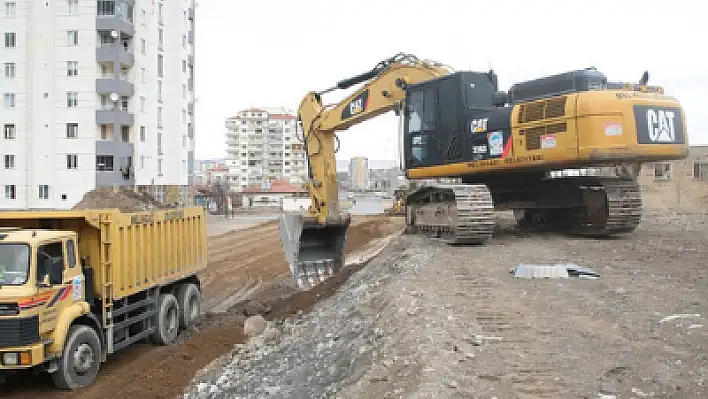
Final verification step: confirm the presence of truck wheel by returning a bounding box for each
[150,293,179,345]
[176,283,201,330]
[51,324,101,390]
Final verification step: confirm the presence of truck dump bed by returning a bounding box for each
[0,207,207,301]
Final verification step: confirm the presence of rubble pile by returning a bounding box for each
[72,187,173,212]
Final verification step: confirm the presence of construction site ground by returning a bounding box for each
[3,211,707,398]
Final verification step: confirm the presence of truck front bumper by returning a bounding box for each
[0,342,44,369]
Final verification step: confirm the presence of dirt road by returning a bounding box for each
[185,211,707,398]
[1,215,404,399]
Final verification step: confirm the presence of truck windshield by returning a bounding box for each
[0,243,30,286]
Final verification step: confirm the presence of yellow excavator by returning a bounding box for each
[384,187,409,216]
[278,53,688,289]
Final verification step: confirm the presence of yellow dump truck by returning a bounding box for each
[0,207,208,390]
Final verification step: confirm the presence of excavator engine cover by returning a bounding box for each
[278,214,350,290]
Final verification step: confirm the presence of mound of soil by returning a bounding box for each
[72,187,174,212]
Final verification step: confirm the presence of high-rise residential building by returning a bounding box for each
[349,156,370,190]
[224,108,308,191]
[0,0,196,209]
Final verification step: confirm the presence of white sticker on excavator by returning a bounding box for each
[488,132,503,156]
[605,122,623,136]
[540,134,556,149]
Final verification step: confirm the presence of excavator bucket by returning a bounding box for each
[278,214,349,290]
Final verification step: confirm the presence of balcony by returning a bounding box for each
[96,79,134,97]
[96,44,135,68]
[96,109,134,126]
[96,14,134,37]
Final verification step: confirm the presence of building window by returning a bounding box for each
[182,84,187,98]
[4,2,16,17]
[157,2,163,24]
[66,123,78,138]
[121,125,129,142]
[38,185,49,200]
[157,132,163,154]
[67,0,78,14]
[66,30,78,46]
[157,54,163,77]
[4,185,16,200]
[3,32,15,47]
[182,34,186,48]
[140,67,146,83]
[140,38,145,54]
[66,92,78,107]
[66,61,78,76]
[157,28,163,50]
[3,123,14,139]
[97,0,115,16]
[157,80,163,103]
[100,124,109,139]
[140,125,145,141]
[694,162,708,180]
[182,60,186,73]
[654,162,671,180]
[3,93,14,108]
[157,158,163,176]
[120,96,128,111]
[4,154,14,169]
[96,155,114,171]
[157,107,163,129]
[3,62,14,78]
[140,155,145,169]
[66,154,78,169]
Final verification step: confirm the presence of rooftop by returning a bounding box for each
[242,179,306,194]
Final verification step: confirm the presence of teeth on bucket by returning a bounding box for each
[294,259,336,289]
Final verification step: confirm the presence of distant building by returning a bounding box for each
[193,159,226,185]
[240,179,309,211]
[639,145,708,212]
[349,156,370,190]
[224,108,308,191]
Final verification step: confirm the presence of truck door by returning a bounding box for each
[63,238,82,303]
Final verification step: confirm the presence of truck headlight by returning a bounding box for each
[2,352,18,366]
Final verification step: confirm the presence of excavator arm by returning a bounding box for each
[278,53,452,289]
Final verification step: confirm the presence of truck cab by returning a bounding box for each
[0,228,87,379]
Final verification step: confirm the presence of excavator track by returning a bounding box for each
[569,177,643,236]
[408,184,495,245]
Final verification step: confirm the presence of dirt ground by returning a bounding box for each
[0,215,404,399]
[183,210,708,399]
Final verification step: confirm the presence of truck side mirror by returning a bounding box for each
[49,259,63,285]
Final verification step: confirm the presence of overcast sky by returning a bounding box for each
[194,0,707,163]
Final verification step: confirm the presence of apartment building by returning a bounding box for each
[0,0,196,209]
[349,156,370,190]
[224,108,308,191]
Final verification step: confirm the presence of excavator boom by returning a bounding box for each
[278,53,452,289]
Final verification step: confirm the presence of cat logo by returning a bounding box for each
[349,98,364,115]
[646,108,676,142]
[470,117,489,133]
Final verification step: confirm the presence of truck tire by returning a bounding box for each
[176,283,201,330]
[150,293,179,345]
[51,324,102,390]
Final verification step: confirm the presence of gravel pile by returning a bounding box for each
[72,187,172,212]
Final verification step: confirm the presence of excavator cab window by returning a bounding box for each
[404,71,515,170]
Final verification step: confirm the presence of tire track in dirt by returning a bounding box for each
[1,215,404,399]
